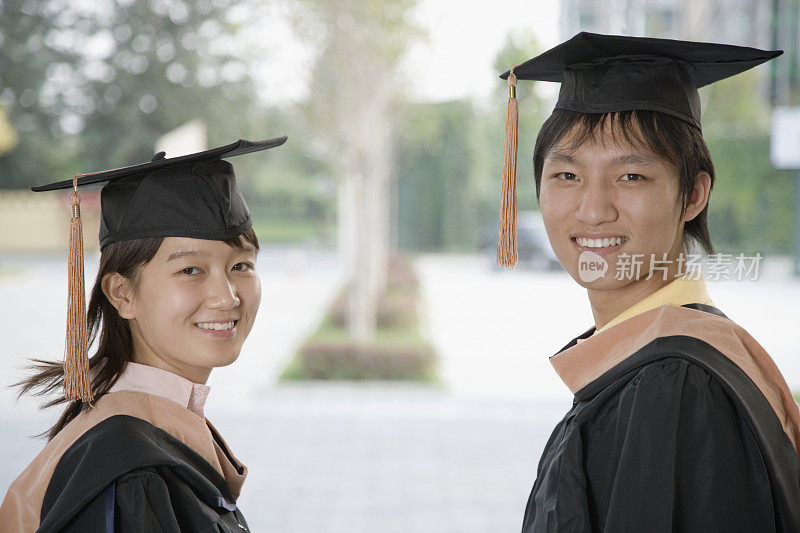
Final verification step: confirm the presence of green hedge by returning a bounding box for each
[280,255,437,381]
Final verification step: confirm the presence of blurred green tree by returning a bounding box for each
[0,0,255,187]
[395,100,474,251]
[702,70,795,254]
[291,0,422,342]
[394,30,547,253]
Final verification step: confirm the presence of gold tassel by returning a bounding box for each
[497,69,519,268]
[64,176,93,403]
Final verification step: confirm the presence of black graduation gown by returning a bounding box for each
[36,415,249,532]
[522,304,800,532]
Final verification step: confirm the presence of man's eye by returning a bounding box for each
[180,267,201,275]
[557,172,577,180]
[621,173,644,181]
[232,262,254,272]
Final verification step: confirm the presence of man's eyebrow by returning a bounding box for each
[545,150,578,164]
[545,151,660,166]
[611,153,659,165]
[167,249,210,262]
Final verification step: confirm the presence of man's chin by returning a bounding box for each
[570,272,633,291]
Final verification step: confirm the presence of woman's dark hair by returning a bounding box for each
[532,109,716,255]
[16,227,260,440]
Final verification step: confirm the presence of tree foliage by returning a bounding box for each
[702,68,795,254]
[0,0,255,187]
[394,30,548,252]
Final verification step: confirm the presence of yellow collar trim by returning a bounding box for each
[582,273,714,341]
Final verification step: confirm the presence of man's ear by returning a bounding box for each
[102,272,136,319]
[682,171,712,222]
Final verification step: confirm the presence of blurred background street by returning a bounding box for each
[2,250,798,531]
[1,0,799,530]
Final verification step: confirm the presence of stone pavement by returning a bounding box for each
[1,382,568,532]
[2,251,797,531]
[415,255,583,402]
[209,384,568,533]
[0,249,574,532]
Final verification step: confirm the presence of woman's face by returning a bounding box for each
[120,236,261,383]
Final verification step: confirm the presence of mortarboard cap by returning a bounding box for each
[33,136,288,247]
[32,136,287,403]
[496,32,782,267]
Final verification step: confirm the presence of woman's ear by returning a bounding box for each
[682,171,712,223]
[102,272,136,319]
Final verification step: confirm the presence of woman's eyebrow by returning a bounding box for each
[167,249,209,262]
[236,247,258,257]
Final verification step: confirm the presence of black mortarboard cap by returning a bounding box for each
[33,136,288,247]
[495,33,782,268]
[500,32,782,129]
[32,136,286,403]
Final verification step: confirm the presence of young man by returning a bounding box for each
[497,33,800,531]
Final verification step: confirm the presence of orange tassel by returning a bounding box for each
[64,176,93,403]
[497,69,519,268]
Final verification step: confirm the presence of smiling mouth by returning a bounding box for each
[194,321,237,331]
[573,236,628,248]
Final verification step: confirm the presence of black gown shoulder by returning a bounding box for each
[523,333,800,532]
[38,415,249,533]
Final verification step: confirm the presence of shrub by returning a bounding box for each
[285,342,436,381]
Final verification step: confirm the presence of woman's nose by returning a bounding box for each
[207,275,240,310]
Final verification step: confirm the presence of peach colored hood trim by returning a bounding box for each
[550,304,800,458]
[0,391,247,532]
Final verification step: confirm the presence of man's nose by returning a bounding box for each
[574,181,618,226]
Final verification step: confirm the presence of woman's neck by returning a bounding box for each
[130,352,211,384]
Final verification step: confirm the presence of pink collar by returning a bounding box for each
[109,362,210,418]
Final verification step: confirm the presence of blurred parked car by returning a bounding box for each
[479,211,562,271]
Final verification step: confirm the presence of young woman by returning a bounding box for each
[495,34,800,531]
[0,137,286,532]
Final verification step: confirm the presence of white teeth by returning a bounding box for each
[576,237,627,248]
[195,321,235,331]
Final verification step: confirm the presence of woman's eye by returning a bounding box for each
[180,267,201,275]
[557,172,577,180]
[621,173,644,181]
[232,262,254,272]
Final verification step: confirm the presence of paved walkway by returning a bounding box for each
[1,381,565,532]
[0,250,572,532]
[416,255,581,402]
[2,251,797,531]
[210,384,566,532]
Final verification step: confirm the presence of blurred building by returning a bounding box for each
[559,0,800,104]
[0,190,100,252]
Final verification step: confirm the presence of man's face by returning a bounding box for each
[539,123,686,289]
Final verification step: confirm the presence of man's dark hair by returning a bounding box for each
[532,109,715,255]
